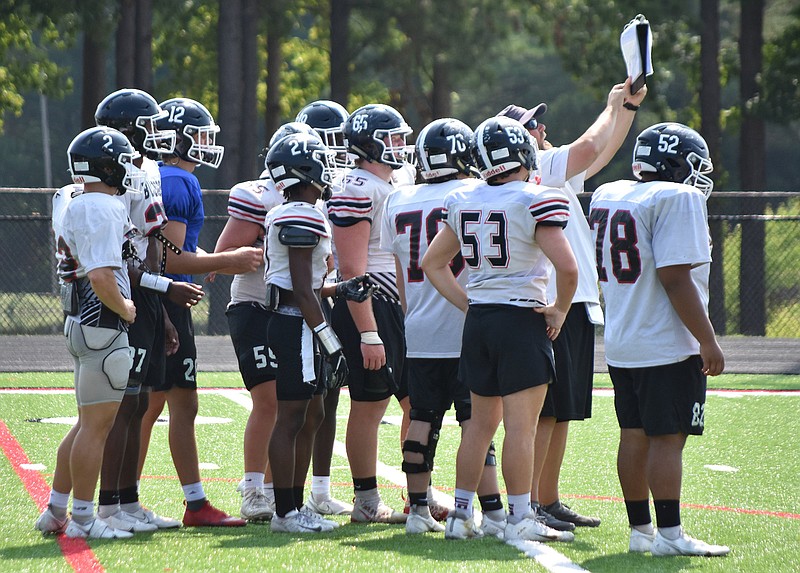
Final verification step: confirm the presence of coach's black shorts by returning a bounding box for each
[226,302,277,391]
[541,302,595,421]
[155,298,197,391]
[268,310,322,401]
[461,304,554,398]
[331,295,408,402]
[408,358,471,423]
[127,288,165,388]
[609,355,707,436]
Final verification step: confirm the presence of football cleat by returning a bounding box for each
[533,503,576,532]
[271,510,325,534]
[127,506,182,529]
[479,514,507,540]
[651,529,730,557]
[406,512,445,534]
[504,513,574,543]
[102,509,158,532]
[444,514,483,540]
[240,488,274,522]
[65,517,134,539]
[299,505,339,530]
[305,494,353,516]
[351,497,407,524]
[35,507,68,535]
[629,527,656,553]
[182,500,246,527]
[542,500,601,527]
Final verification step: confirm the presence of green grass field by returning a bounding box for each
[1,372,798,573]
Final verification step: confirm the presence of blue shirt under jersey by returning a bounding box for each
[160,164,204,283]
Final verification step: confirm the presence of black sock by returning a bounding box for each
[353,476,378,492]
[118,486,139,505]
[479,494,504,512]
[186,498,207,511]
[653,499,681,528]
[293,486,305,509]
[624,499,652,526]
[408,491,428,507]
[98,489,119,507]
[275,487,296,518]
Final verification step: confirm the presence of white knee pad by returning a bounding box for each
[103,347,133,390]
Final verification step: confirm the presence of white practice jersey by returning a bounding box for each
[381,179,478,357]
[226,177,281,306]
[117,157,168,261]
[327,167,398,299]
[443,180,569,307]
[540,146,603,323]
[590,179,712,368]
[52,190,132,330]
[265,201,332,292]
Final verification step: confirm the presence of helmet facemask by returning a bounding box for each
[375,127,414,169]
[685,151,714,196]
[135,109,177,156]
[183,123,224,168]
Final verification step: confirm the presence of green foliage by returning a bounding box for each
[761,5,800,122]
[0,1,75,132]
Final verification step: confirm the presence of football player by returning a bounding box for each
[497,77,646,530]
[327,104,414,524]
[137,97,261,527]
[36,127,143,539]
[263,133,374,533]
[295,101,357,516]
[589,122,729,556]
[380,118,506,535]
[422,116,577,543]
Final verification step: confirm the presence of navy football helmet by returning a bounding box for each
[266,133,337,200]
[296,100,352,168]
[68,126,145,194]
[94,89,176,158]
[632,122,714,195]
[471,116,538,181]
[416,118,476,181]
[343,104,413,169]
[157,98,224,168]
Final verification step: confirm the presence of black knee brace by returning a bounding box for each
[402,409,443,474]
[484,441,497,466]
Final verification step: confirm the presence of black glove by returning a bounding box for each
[321,350,349,389]
[335,273,379,302]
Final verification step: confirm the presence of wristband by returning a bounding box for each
[360,331,383,345]
[313,322,343,356]
[139,272,172,294]
[623,101,640,111]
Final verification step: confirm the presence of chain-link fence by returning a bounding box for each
[2,188,799,337]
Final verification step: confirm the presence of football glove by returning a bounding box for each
[313,322,349,389]
[335,273,379,302]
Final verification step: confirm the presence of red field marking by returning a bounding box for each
[0,420,105,573]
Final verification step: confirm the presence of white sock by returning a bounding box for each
[659,524,681,540]
[97,503,119,518]
[71,498,94,523]
[182,482,206,503]
[453,488,475,517]
[633,522,655,535]
[243,472,264,490]
[120,501,139,513]
[507,493,531,524]
[311,475,331,498]
[49,489,70,510]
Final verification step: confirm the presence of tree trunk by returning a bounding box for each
[217,0,243,190]
[330,0,350,109]
[700,0,725,334]
[116,0,136,87]
[738,0,766,335]
[431,54,450,119]
[82,33,107,129]
[241,0,259,178]
[265,14,283,139]
[134,0,153,92]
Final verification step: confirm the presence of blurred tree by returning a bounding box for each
[0,0,75,133]
[330,0,351,106]
[78,0,115,128]
[116,0,154,92]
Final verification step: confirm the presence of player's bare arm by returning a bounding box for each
[333,219,385,370]
[420,226,468,312]
[657,264,725,376]
[587,78,648,179]
[533,225,578,340]
[161,219,262,276]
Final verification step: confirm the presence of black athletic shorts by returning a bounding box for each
[268,310,323,401]
[331,295,408,402]
[127,288,165,388]
[609,355,707,436]
[155,298,197,391]
[541,302,595,421]
[226,302,277,391]
[460,304,554,397]
[408,358,471,422]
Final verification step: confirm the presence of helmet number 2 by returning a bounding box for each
[101,134,114,152]
[658,134,680,154]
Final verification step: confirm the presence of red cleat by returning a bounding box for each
[183,500,247,527]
